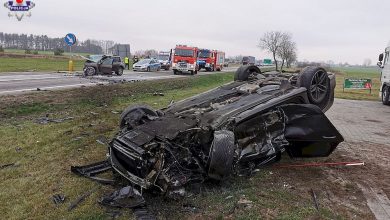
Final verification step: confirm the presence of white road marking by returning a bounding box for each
[0,75,68,82]
[0,83,100,95]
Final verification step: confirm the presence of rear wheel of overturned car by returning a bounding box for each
[119,105,158,130]
[84,67,96,76]
[382,86,390,105]
[297,66,331,109]
[234,65,261,81]
[116,67,124,76]
[208,130,236,180]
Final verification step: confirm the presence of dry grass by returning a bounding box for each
[332,66,381,101]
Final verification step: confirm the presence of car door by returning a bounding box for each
[100,57,114,74]
[112,57,121,72]
[150,60,157,71]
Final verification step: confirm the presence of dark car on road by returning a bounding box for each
[83,55,125,76]
[74,65,343,194]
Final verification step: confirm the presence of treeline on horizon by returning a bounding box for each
[0,32,118,54]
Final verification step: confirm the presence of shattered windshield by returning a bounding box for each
[89,55,103,62]
[174,49,194,57]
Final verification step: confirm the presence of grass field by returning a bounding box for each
[0,72,345,220]
[4,48,90,57]
[332,66,381,101]
[0,57,84,72]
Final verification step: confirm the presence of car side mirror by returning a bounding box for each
[379,53,384,62]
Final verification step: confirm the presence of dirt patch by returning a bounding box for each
[264,141,390,219]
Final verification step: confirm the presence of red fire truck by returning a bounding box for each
[172,45,199,75]
[213,50,225,71]
[197,49,225,72]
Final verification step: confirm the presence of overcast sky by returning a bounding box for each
[1,0,389,64]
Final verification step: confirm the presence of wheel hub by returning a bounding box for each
[310,70,328,101]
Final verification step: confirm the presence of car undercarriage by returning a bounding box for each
[72,65,344,195]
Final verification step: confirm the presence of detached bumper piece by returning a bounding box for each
[71,160,115,185]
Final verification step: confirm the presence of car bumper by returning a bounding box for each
[133,67,148,71]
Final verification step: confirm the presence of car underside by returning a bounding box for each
[73,65,344,195]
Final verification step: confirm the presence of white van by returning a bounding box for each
[377,43,390,105]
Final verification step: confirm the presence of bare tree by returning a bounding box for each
[363,58,372,67]
[144,49,158,58]
[286,50,297,68]
[277,33,297,71]
[258,31,285,71]
[133,49,158,58]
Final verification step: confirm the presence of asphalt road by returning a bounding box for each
[0,66,275,95]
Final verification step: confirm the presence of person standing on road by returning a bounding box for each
[133,56,139,64]
[124,56,130,70]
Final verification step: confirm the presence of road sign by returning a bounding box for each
[64,33,77,46]
[263,59,272,65]
[343,78,372,94]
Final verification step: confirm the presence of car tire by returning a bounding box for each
[147,67,150,72]
[157,67,161,72]
[165,67,170,71]
[84,67,96,77]
[119,105,158,130]
[116,67,124,76]
[382,85,390,105]
[173,70,178,75]
[234,65,261,81]
[208,130,236,180]
[297,66,331,110]
[190,71,194,75]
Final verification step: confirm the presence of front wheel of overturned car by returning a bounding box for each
[297,66,331,110]
[119,105,158,130]
[116,67,124,76]
[234,65,261,81]
[382,86,390,105]
[208,130,236,181]
[84,67,96,77]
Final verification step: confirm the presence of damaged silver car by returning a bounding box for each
[74,65,343,194]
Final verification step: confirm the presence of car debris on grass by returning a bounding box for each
[35,115,74,124]
[71,65,344,216]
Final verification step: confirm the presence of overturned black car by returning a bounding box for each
[77,66,343,194]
